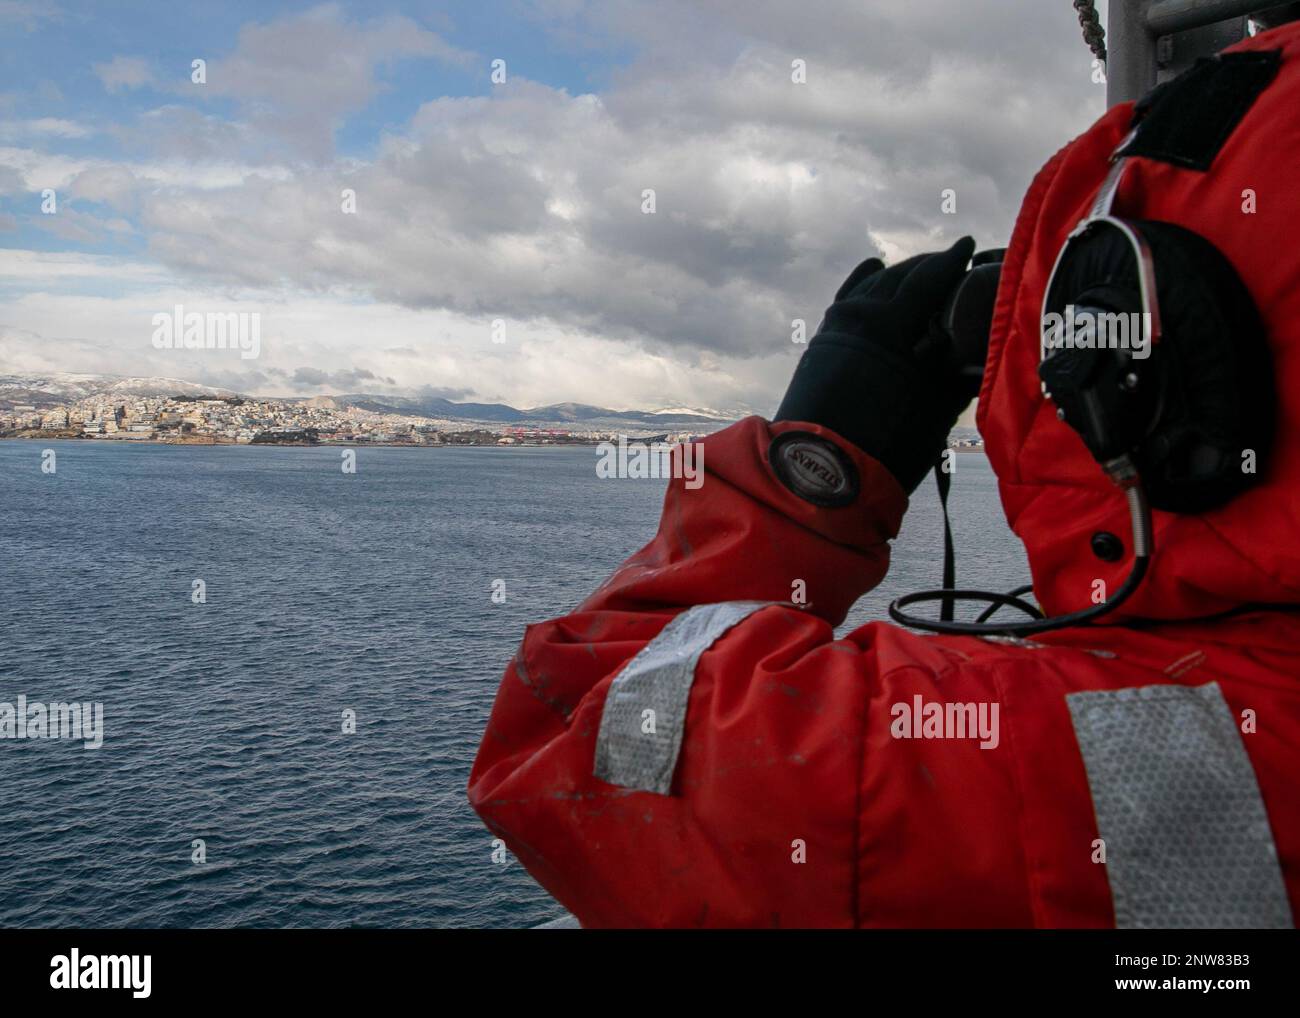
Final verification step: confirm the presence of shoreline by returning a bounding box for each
[0,435,988,452]
[0,435,645,449]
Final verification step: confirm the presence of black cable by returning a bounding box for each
[890,556,1148,637]
[890,586,1043,631]
[888,483,1152,638]
[935,465,957,622]
[975,583,1038,624]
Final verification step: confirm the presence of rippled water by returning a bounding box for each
[0,438,1025,928]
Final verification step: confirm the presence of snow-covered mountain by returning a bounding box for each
[0,372,236,408]
[331,394,735,429]
[0,372,742,429]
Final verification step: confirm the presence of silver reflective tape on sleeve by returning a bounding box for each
[593,600,773,796]
[1067,681,1293,929]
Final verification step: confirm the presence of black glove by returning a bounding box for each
[774,236,979,494]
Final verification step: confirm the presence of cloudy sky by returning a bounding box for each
[0,0,1105,413]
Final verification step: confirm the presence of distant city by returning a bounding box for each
[0,373,731,447]
[0,391,713,447]
[0,372,984,450]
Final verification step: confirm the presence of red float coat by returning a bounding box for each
[469,24,1300,928]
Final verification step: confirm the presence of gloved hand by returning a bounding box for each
[774,236,979,494]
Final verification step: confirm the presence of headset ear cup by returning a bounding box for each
[1133,220,1275,512]
[1040,225,1156,464]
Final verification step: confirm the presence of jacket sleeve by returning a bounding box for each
[467,415,910,927]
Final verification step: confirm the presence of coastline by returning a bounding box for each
[0,434,988,452]
[0,434,626,449]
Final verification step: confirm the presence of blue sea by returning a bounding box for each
[0,438,1026,928]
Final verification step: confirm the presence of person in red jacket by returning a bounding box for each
[469,22,1300,928]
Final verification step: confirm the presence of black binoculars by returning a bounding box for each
[939,249,1004,383]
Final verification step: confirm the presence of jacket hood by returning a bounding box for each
[978,22,1300,623]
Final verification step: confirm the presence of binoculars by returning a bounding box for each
[939,249,1004,383]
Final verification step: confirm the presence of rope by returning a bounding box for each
[1074,0,1107,63]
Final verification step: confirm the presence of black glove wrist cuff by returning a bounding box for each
[776,338,964,493]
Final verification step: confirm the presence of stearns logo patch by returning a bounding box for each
[768,432,858,508]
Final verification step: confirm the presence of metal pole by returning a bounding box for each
[1107,0,1159,106]
[1147,0,1284,33]
[1106,0,1266,106]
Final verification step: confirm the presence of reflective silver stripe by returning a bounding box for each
[1067,682,1293,929]
[594,601,773,795]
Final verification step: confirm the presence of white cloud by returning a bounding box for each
[0,249,167,282]
[0,144,292,194]
[93,56,155,93]
[0,287,788,410]
[0,118,92,140]
[198,3,477,161]
[0,1,59,30]
[6,0,1107,411]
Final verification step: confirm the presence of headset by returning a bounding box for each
[888,132,1275,637]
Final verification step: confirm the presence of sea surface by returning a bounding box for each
[0,438,1027,928]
